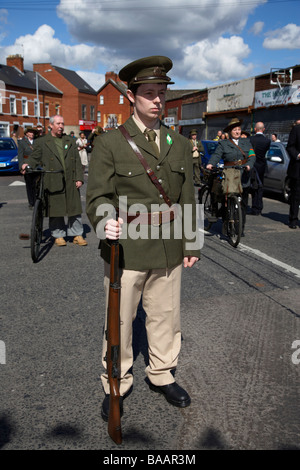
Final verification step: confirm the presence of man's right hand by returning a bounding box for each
[105,217,124,240]
[206,164,213,170]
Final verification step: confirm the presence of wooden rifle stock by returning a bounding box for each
[106,237,122,444]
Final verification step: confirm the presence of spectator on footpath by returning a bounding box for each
[213,130,222,141]
[241,130,250,138]
[36,124,45,138]
[86,55,200,421]
[18,127,38,209]
[11,131,19,147]
[21,115,87,246]
[189,129,204,186]
[69,131,76,139]
[250,122,271,215]
[88,126,104,148]
[76,131,88,172]
[286,122,300,229]
[271,133,280,142]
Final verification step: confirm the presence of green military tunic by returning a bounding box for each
[209,138,256,187]
[27,134,84,217]
[86,116,201,270]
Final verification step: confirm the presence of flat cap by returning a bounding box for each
[119,55,174,87]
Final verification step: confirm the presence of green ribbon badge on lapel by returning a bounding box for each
[166,134,172,145]
[64,144,68,149]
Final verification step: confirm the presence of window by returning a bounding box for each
[97,111,101,123]
[119,95,124,104]
[0,123,9,137]
[0,93,2,114]
[90,105,95,121]
[9,96,16,115]
[82,104,87,120]
[22,97,28,116]
[55,104,60,115]
[34,99,39,117]
[45,103,49,118]
[266,147,284,163]
[100,95,104,105]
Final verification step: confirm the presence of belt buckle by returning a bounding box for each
[152,211,162,226]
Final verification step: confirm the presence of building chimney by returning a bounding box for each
[105,71,119,82]
[7,54,24,73]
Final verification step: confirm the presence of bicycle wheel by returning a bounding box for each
[225,195,242,247]
[199,185,213,231]
[31,199,43,262]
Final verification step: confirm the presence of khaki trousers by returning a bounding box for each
[102,262,182,396]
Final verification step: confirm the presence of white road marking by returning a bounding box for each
[9,181,25,186]
[238,243,300,278]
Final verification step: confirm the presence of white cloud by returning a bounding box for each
[77,70,105,91]
[250,21,264,35]
[0,0,268,89]
[181,36,253,84]
[57,0,261,77]
[263,23,300,49]
[0,24,108,75]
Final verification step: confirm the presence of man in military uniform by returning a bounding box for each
[21,115,87,246]
[18,127,38,208]
[189,129,204,186]
[86,56,200,421]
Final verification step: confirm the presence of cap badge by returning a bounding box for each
[153,66,163,77]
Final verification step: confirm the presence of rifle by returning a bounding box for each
[106,234,122,444]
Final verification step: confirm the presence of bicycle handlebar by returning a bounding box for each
[25,166,63,174]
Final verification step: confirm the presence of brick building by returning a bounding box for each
[33,62,98,137]
[96,71,131,130]
[0,55,62,138]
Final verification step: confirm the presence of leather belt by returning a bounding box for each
[118,208,176,226]
[224,158,247,166]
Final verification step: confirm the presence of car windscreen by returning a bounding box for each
[0,140,16,150]
[206,141,218,154]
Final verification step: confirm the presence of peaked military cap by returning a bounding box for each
[119,55,174,87]
[223,117,243,133]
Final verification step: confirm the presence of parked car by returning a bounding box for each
[0,137,19,173]
[263,142,290,202]
[200,140,221,167]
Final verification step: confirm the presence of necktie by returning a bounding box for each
[144,128,160,157]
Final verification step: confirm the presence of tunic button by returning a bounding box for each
[128,171,132,176]
[156,165,160,170]
[181,167,184,171]
[159,194,163,198]
[158,179,162,183]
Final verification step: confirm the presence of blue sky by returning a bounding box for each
[0,0,299,91]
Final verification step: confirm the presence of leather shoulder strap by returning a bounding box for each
[229,139,247,158]
[119,125,171,206]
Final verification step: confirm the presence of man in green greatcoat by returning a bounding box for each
[21,115,87,246]
[86,56,201,422]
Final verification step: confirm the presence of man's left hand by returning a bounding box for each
[76,181,83,188]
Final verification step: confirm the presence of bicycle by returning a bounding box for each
[198,166,243,248]
[26,166,63,262]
